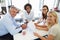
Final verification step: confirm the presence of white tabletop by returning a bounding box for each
[14,21,48,40]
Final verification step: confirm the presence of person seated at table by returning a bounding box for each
[21,3,34,23]
[34,11,60,40]
[0,5,27,40]
[34,5,49,31]
[38,5,49,23]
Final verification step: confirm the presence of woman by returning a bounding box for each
[34,5,49,31]
[34,11,60,40]
[38,5,49,23]
[21,3,34,22]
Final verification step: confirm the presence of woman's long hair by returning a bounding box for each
[42,5,49,20]
[47,11,58,28]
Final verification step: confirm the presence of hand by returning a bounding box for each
[36,27,40,30]
[21,24,27,30]
[34,32,40,37]
[34,33,46,40]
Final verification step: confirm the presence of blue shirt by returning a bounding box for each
[0,13,22,36]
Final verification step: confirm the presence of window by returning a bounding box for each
[12,0,57,17]
[12,0,41,17]
[44,0,56,10]
[29,0,40,17]
[12,0,28,10]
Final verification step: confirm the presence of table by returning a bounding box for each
[14,21,48,40]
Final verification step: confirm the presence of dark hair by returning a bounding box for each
[43,5,49,12]
[42,5,49,20]
[24,3,32,10]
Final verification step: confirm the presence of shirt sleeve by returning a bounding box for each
[48,25,58,36]
[3,17,22,35]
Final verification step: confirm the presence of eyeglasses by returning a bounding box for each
[42,9,47,10]
[16,11,19,13]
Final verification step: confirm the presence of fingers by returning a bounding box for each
[34,32,40,37]
[21,24,27,29]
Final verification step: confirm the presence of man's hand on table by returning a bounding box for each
[21,24,27,35]
[21,24,27,30]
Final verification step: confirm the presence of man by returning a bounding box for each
[0,5,27,40]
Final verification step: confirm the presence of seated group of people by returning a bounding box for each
[22,3,60,40]
[0,3,60,40]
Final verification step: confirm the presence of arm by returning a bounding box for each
[34,33,54,40]
[34,23,48,31]
[34,32,47,40]
[3,18,22,35]
[36,27,48,31]
[34,25,58,40]
[47,35,54,40]
[34,23,44,27]
[34,23,47,27]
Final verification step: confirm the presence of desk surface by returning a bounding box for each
[14,21,48,40]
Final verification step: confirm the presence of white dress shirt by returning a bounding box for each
[21,10,34,21]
